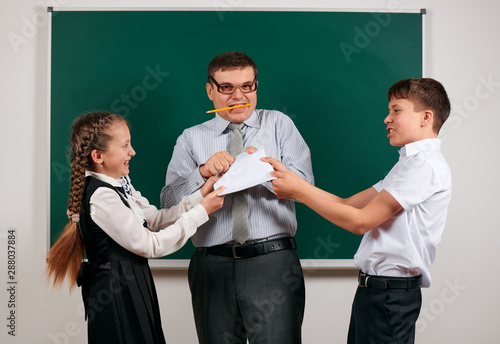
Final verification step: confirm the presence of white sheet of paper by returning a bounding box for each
[214,148,276,196]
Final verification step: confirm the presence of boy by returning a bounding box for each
[263,78,451,343]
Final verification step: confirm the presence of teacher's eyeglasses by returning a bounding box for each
[209,76,258,95]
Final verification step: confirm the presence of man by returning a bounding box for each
[160,51,313,343]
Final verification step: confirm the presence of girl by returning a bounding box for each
[46,112,225,344]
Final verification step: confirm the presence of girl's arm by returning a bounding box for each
[90,187,207,258]
[131,176,221,232]
[133,188,204,232]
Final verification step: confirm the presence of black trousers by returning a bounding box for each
[188,248,305,344]
[347,275,422,344]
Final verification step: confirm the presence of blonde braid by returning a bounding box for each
[47,112,125,290]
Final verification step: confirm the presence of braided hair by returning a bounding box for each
[46,112,125,289]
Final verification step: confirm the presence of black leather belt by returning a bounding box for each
[196,237,296,259]
[358,271,421,290]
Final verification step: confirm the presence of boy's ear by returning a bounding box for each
[90,149,104,165]
[421,110,434,127]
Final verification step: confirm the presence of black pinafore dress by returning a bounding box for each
[77,176,166,344]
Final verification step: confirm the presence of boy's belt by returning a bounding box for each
[196,237,296,259]
[358,271,421,290]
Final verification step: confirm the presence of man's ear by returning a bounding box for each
[90,149,104,165]
[206,82,214,101]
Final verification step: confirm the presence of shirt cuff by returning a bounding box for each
[188,204,209,228]
[187,167,207,190]
[189,189,204,205]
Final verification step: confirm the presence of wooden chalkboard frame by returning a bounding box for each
[47,8,424,268]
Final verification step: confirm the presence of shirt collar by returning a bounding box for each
[399,138,442,157]
[85,171,122,187]
[211,110,261,135]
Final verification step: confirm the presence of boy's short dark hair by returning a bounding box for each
[207,51,258,84]
[388,78,451,133]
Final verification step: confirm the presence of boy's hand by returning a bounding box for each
[268,171,302,200]
[200,175,222,197]
[262,156,289,173]
[262,156,302,181]
[200,186,225,214]
[200,151,234,178]
[262,156,307,199]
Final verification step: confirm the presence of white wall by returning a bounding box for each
[1,0,499,343]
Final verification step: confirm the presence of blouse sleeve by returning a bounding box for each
[129,183,204,232]
[89,187,208,258]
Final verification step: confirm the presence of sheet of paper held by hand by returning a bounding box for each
[214,148,276,196]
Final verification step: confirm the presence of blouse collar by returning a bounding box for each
[85,171,122,187]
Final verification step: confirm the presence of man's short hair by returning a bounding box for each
[207,51,258,83]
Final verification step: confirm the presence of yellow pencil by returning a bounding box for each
[206,103,252,113]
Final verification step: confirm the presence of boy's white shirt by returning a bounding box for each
[354,138,452,287]
[85,171,208,259]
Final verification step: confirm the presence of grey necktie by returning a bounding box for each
[228,122,249,244]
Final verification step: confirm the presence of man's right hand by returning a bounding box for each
[199,151,235,178]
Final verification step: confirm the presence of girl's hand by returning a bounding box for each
[200,186,225,214]
[200,175,222,197]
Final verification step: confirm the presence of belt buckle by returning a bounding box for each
[358,273,369,288]
[232,244,249,259]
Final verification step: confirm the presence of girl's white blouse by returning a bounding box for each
[85,171,208,258]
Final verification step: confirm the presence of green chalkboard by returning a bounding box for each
[49,10,423,265]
